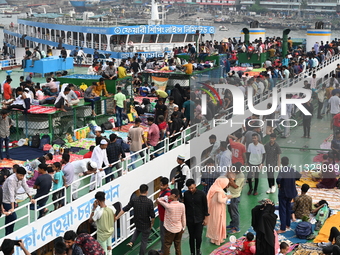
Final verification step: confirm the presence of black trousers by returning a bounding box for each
[247,164,260,191]
[302,118,311,137]
[266,163,275,188]
[187,221,204,253]
[323,227,340,254]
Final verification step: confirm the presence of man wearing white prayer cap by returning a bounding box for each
[71,159,97,200]
[94,126,103,146]
[90,139,112,191]
[171,154,191,196]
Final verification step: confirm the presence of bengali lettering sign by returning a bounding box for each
[13,184,120,254]
[109,25,215,35]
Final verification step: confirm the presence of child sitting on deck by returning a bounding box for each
[237,232,255,255]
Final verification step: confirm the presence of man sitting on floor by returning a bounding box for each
[42,78,58,96]
[292,184,312,220]
[54,87,71,112]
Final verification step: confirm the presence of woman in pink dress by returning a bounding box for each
[206,176,232,245]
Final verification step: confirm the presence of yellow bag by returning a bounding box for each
[127,113,134,122]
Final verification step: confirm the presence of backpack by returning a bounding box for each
[101,122,113,131]
[295,221,312,239]
[52,138,66,146]
[39,134,51,150]
[31,134,40,148]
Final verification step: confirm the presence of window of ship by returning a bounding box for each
[186,34,196,43]
[110,35,127,45]
[157,34,172,43]
[129,34,143,44]
[143,34,157,43]
[172,34,186,43]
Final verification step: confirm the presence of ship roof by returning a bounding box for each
[32,13,63,18]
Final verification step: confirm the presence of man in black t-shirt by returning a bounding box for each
[29,164,52,218]
[154,99,168,124]
[130,57,140,75]
[21,47,32,69]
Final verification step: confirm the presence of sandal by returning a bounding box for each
[127,242,133,247]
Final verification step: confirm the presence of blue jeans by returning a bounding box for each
[30,198,48,219]
[115,106,123,127]
[129,150,144,170]
[3,202,16,235]
[85,97,100,110]
[104,162,122,183]
[0,136,10,159]
[77,56,82,65]
[227,196,241,229]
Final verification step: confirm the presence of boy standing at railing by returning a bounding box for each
[52,162,66,210]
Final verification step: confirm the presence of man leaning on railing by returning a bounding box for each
[2,167,35,235]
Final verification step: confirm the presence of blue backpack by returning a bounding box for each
[39,134,51,150]
[295,221,312,239]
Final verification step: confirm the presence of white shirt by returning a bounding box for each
[36,90,44,100]
[217,149,232,175]
[1,79,6,94]
[329,95,340,114]
[71,158,91,174]
[93,204,116,221]
[78,49,85,57]
[91,145,109,169]
[248,143,265,165]
[180,163,191,190]
[283,69,290,80]
[13,95,25,107]
[54,92,68,106]
[87,66,96,75]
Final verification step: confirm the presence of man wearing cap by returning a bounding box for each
[94,126,104,146]
[71,159,97,200]
[171,155,191,197]
[90,139,112,190]
[0,109,13,161]
[25,72,35,85]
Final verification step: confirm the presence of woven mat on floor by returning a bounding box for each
[292,243,323,255]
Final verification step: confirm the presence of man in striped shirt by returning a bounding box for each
[157,189,186,255]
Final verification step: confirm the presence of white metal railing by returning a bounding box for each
[0,52,339,250]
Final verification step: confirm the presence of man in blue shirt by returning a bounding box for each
[276,156,301,233]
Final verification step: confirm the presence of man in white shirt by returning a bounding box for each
[208,134,220,160]
[246,134,265,196]
[90,139,112,191]
[217,141,232,176]
[329,90,340,129]
[282,66,290,81]
[77,47,85,66]
[61,84,79,106]
[54,87,71,112]
[2,167,35,235]
[71,159,97,200]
